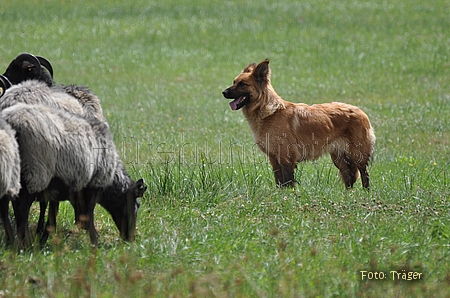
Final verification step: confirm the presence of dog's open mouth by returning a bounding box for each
[229,94,249,110]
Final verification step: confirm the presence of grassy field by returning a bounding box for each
[1,0,449,296]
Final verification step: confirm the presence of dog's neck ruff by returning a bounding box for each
[243,89,285,120]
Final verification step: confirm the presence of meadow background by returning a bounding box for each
[1,0,449,297]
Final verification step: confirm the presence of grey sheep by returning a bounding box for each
[0,118,21,245]
[0,118,20,197]
[1,103,114,247]
[0,81,118,245]
[0,80,116,188]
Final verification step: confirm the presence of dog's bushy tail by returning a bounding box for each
[368,124,376,162]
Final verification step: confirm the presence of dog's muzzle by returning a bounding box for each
[222,87,234,99]
[222,88,249,111]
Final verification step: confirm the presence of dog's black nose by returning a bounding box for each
[222,88,231,98]
[222,87,237,99]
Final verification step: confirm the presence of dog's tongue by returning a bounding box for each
[229,99,239,110]
[229,96,244,110]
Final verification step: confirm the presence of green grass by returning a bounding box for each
[1,0,449,296]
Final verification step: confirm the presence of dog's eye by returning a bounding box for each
[238,81,247,87]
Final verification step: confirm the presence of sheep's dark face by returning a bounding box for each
[105,179,147,241]
[2,53,54,87]
[4,59,52,86]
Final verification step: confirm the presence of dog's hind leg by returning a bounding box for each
[269,155,296,187]
[330,152,358,189]
[358,163,370,190]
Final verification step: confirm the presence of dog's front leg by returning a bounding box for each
[269,155,296,187]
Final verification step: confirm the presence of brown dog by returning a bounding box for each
[222,59,375,188]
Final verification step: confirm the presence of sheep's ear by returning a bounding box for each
[135,178,147,197]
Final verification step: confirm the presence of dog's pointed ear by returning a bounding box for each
[242,62,257,73]
[253,60,270,85]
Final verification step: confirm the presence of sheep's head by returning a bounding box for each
[0,53,54,97]
[100,178,147,242]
